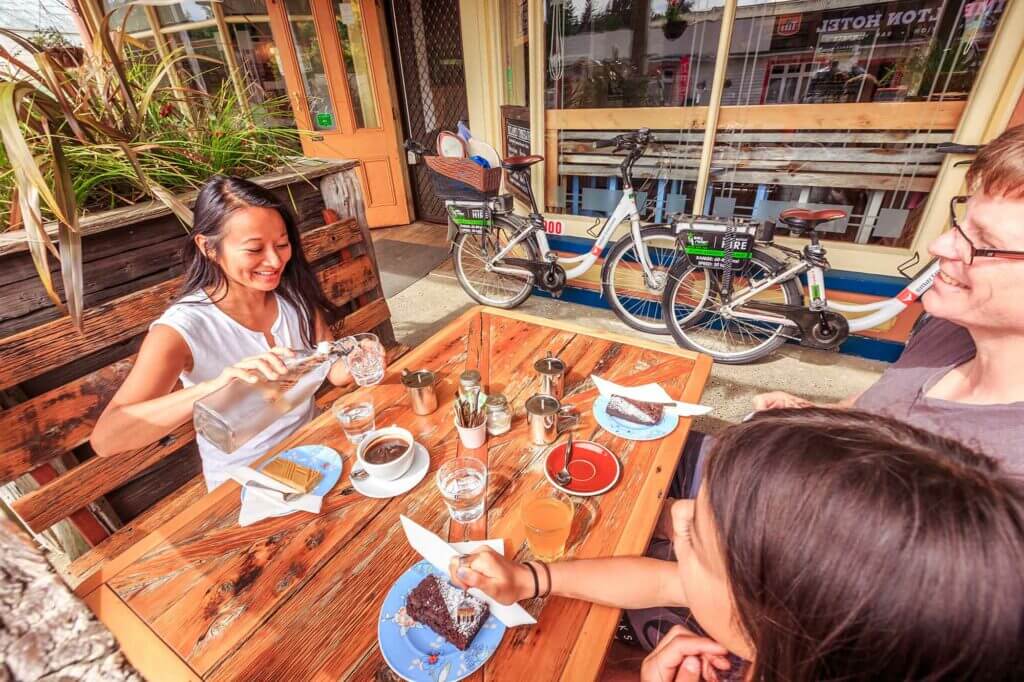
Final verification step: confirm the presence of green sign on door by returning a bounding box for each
[315,112,334,128]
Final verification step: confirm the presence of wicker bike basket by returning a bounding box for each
[425,156,502,199]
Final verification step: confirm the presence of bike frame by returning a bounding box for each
[722,254,939,333]
[487,187,656,281]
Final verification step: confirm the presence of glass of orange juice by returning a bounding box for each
[521,489,574,561]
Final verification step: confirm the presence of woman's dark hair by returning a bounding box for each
[181,175,334,348]
[705,408,1024,682]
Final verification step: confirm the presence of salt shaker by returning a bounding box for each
[459,369,483,404]
[485,394,511,436]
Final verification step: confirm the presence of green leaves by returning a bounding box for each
[0,3,300,330]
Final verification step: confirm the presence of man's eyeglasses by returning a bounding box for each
[949,195,1024,265]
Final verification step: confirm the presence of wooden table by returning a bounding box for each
[78,307,711,681]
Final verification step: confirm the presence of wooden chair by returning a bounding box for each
[0,213,405,588]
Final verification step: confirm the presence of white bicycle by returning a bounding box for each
[408,129,681,334]
[662,208,939,363]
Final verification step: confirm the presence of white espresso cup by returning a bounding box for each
[356,426,415,480]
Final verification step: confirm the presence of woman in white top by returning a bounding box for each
[91,175,376,490]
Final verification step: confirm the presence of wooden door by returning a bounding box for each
[269,0,412,227]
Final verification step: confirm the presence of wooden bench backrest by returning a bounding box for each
[0,215,392,536]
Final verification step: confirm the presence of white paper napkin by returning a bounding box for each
[591,374,712,417]
[401,515,536,627]
[226,466,324,527]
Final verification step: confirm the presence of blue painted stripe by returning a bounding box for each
[532,281,904,362]
[837,335,905,362]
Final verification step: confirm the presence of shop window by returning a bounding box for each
[334,0,379,129]
[102,0,150,33]
[544,0,726,217]
[158,1,215,26]
[165,26,231,96]
[723,0,1008,106]
[707,0,1008,249]
[545,0,726,109]
[228,20,297,127]
[221,0,268,14]
[283,0,337,131]
[502,0,530,107]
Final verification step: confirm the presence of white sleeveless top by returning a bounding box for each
[151,290,329,491]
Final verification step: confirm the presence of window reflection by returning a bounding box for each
[165,27,230,96]
[229,21,297,127]
[158,1,215,25]
[335,1,379,128]
[545,0,726,109]
[102,0,150,34]
[284,0,337,131]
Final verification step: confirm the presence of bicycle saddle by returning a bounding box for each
[778,208,847,231]
[501,155,544,171]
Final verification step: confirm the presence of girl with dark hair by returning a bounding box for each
[91,176,374,490]
[449,409,1024,681]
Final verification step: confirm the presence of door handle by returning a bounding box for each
[311,134,324,141]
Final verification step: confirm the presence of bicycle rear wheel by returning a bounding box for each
[662,249,802,364]
[453,216,538,308]
[601,226,679,335]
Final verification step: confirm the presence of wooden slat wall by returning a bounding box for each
[555,129,949,193]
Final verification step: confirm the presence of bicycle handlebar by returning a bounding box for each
[591,128,655,152]
[404,139,429,156]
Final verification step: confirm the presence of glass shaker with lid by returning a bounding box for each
[485,393,511,436]
[459,369,483,404]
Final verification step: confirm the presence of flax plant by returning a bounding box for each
[0,2,300,329]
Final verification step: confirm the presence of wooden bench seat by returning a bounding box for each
[0,198,403,586]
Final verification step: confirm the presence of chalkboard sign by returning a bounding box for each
[501,105,532,203]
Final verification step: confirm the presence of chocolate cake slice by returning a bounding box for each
[606,395,664,426]
[406,574,489,650]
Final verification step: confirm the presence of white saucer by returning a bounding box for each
[350,442,430,499]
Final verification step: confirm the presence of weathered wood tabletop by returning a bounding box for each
[77,307,711,681]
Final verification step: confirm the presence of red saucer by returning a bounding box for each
[544,440,621,496]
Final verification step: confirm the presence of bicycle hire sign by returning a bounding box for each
[683,226,754,271]
[446,202,492,234]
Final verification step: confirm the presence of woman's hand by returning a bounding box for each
[641,625,731,682]
[448,547,535,604]
[752,390,814,411]
[209,348,294,391]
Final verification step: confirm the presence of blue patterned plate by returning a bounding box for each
[593,395,679,441]
[239,444,342,515]
[379,560,505,682]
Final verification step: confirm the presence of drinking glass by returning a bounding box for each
[345,333,385,386]
[332,398,376,444]
[521,489,574,561]
[437,457,487,524]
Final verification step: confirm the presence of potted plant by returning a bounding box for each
[0,5,302,329]
[663,1,690,40]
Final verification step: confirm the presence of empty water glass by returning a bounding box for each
[344,333,385,386]
[437,458,487,524]
[333,399,376,444]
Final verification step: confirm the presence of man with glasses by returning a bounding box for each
[751,124,1024,480]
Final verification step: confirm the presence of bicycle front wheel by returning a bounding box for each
[453,216,538,308]
[601,226,680,335]
[662,249,803,364]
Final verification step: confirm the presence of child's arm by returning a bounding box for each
[450,547,688,609]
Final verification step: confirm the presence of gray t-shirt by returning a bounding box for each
[855,317,1024,479]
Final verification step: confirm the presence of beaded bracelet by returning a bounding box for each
[523,561,540,600]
